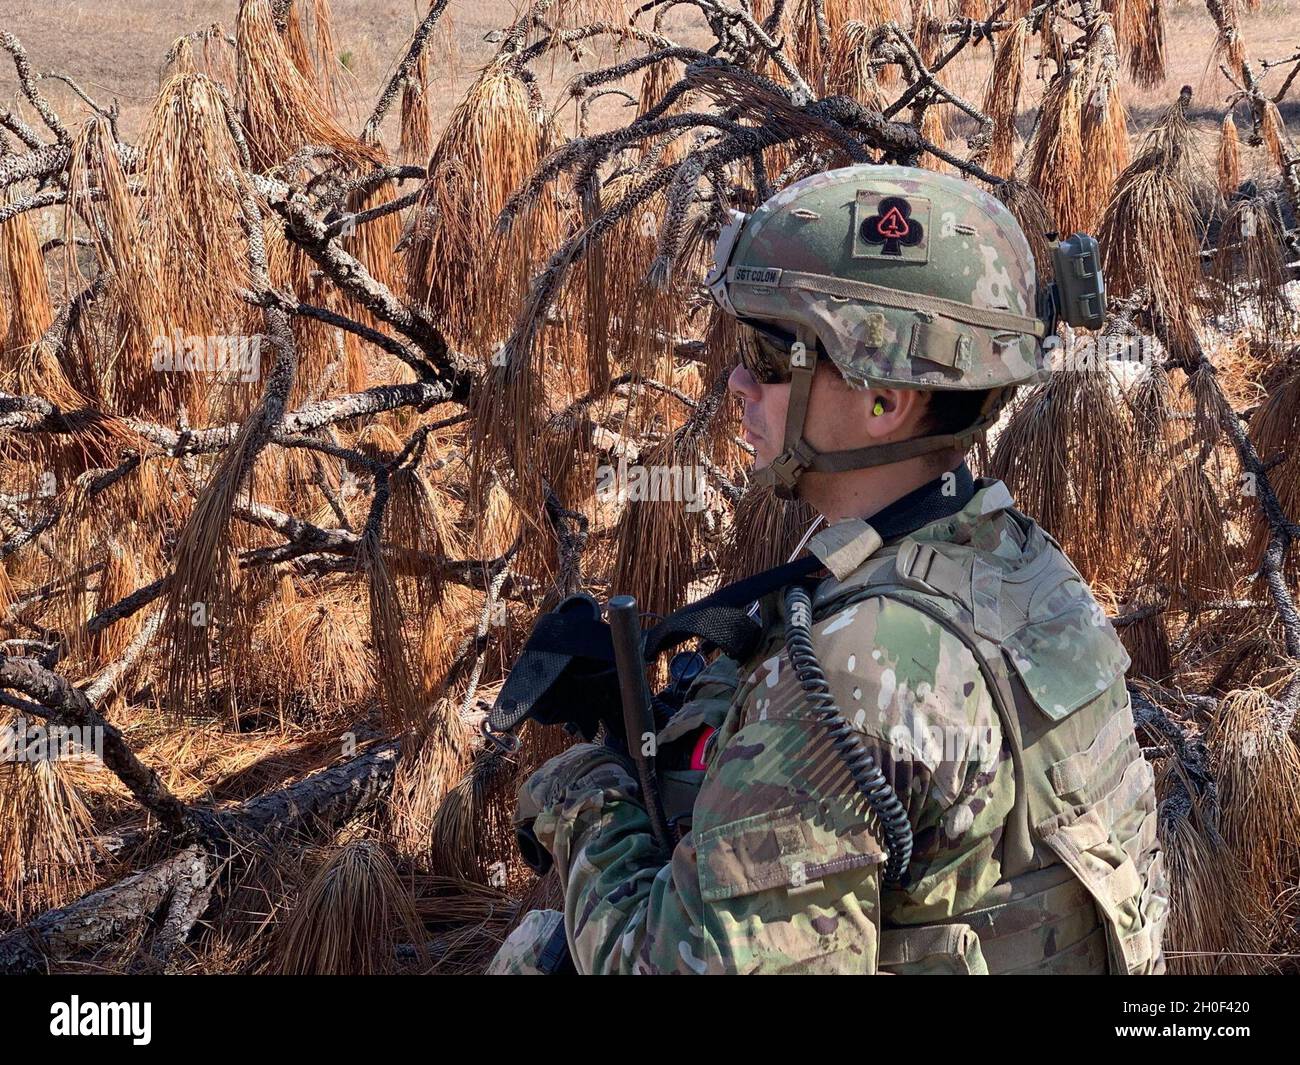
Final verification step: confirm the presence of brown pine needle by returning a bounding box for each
[980,17,1028,178]
[271,837,427,975]
[1217,113,1242,199]
[236,0,378,172]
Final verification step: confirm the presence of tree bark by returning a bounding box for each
[0,741,400,973]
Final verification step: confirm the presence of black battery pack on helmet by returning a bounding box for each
[1050,232,1106,330]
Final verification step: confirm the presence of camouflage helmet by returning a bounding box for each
[707,164,1052,498]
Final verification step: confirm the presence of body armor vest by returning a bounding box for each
[811,506,1169,975]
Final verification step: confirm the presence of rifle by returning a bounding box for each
[486,557,830,871]
[606,595,672,854]
[489,592,680,873]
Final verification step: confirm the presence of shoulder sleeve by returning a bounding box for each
[532,669,887,973]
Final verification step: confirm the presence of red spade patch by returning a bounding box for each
[860,196,925,257]
[878,205,910,239]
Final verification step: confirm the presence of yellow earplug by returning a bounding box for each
[873,399,885,416]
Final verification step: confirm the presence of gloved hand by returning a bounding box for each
[514,743,639,874]
[490,593,625,743]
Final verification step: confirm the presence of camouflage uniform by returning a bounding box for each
[491,165,1165,973]
[493,477,1167,974]
[485,909,569,975]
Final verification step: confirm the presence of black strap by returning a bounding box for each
[489,465,977,733]
[644,463,976,657]
[537,918,577,975]
[642,555,820,660]
[870,461,975,535]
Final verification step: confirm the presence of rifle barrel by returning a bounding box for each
[608,595,673,854]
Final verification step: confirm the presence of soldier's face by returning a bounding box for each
[728,360,928,472]
[728,360,785,467]
[728,361,859,469]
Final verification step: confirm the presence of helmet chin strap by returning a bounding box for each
[753,326,819,502]
[753,326,1006,501]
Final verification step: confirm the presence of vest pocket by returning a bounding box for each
[696,801,885,901]
[695,802,886,973]
[1004,606,1131,723]
[1034,789,1166,975]
[878,923,989,975]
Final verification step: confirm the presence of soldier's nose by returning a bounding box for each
[728,363,761,401]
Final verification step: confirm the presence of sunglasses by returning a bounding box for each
[737,320,802,385]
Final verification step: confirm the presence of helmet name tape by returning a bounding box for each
[854,191,931,263]
[730,265,783,286]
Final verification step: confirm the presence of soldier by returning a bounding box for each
[488,165,1168,975]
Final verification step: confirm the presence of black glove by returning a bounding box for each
[490,593,626,743]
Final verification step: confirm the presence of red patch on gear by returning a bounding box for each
[878,205,910,239]
[689,726,716,771]
[860,195,925,257]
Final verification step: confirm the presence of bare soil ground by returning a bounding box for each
[0,0,707,137]
[1,0,1295,151]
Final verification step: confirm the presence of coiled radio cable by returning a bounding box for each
[783,582,913,885]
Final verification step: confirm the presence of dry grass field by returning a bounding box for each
[0,1,709,133]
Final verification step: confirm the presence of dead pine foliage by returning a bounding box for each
[0,0,1297,978]
[270,837,428,974]
[1205,689,1300,944]
[1025,13,1129,235]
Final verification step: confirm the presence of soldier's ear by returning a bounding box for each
[866,389,929,436]
[863,390,896,435]
[870,389,918,417]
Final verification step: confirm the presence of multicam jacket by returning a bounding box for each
[496,478,1168,975]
